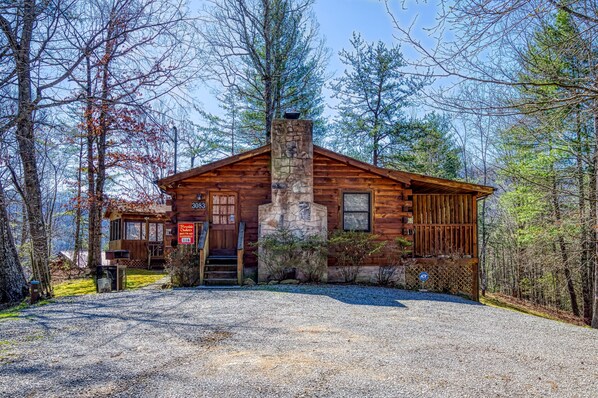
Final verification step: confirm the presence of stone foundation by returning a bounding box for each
[327,265,406,285]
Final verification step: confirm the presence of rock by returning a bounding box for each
[280,279,299,285]
[243,278,256,286]
[258,282,267,285]
[268,280,279,285]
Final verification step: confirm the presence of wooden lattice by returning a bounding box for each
[405,259,476,299]
[113,259,146,268]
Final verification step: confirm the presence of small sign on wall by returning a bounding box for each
[178,223,195,245]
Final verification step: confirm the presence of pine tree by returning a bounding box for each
[330,33,426,166]
[203,0,328,142]
[385,113,462,179]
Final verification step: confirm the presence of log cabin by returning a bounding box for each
[157,116,493,299]
[104,203,171,268]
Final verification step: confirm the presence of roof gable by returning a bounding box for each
[157,144,493,196]
[157,145,271,187]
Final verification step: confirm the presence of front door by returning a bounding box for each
[209,192,237,255]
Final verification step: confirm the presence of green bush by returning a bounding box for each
[377,237,414,286]
[328,230,385,283]
[253,228,327,282]
[297,234,328,282]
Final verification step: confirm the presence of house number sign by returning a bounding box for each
[192,201,206,210]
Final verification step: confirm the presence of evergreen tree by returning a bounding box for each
[203,0,329,143]
[330,33,426,166]
[385,113,462,179]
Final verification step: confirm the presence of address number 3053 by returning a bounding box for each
[192,201,206,209]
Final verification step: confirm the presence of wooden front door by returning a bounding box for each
[209,192,237,255]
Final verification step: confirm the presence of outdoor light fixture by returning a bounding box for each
[196,193,203,201]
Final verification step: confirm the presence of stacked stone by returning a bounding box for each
[258,118,328,282]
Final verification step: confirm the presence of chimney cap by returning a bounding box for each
[284,111,300,120]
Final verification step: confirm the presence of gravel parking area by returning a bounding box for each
[1,284,597,397]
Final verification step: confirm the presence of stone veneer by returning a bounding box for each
[257,118,328,282]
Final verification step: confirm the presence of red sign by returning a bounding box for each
[178,223,195,245]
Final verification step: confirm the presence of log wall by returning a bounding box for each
[164,153,479,270]
[164,152,413,268]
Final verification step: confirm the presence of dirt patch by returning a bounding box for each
[203,349,328,377]
[200,330,234,347]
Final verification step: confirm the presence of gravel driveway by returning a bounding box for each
[1,284,597,397]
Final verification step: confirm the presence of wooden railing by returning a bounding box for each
[198,222,209,285]
[413,224,475,257]
[412,194,477,258]
[237,221,245,285]
[147,242,164,257]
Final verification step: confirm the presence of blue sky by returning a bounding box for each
[190,0,439,118]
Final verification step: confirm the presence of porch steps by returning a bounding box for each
[204,255,238,286]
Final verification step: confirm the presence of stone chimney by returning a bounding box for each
[257,118,328,281]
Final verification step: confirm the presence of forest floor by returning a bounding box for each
[0,284,597,397]
[480,293,588,327]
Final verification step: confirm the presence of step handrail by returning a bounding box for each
[237,221,245,285]
[198,222,209,285]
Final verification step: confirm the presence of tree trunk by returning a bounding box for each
[263,0,273,142]
[14,0,52,297]
[0,180,28,305]
[85,52,99,274]
[551,171,580,316]
[480,141,489,296]
[88,28,114,273]
[592,114,598,328]
[73,135,84,275]
[577,120,593,325]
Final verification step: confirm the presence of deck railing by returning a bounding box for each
[147,242,164,257]
[413,224,475,257]
[412,194,477,257]
[237,221,245,285]
[198,222,209,285]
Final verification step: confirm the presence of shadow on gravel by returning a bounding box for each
[244,285,482,308]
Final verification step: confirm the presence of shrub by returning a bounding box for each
[165,247,200,287]
[252,228,327,282]
[377,237,414,286]
[328,230,385,283]
[297,234,328,282]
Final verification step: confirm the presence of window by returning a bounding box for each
[212,194,236,225]
[148,223,164,242]
[343,192,371,232]
[125,221,146,240]
[109,219,122,241]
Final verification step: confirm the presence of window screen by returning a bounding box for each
[109,219,122,241]
[343,192,371,232]
[125,221,145,240]
[148,223,164,242]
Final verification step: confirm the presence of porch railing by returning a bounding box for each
[198,222,209,285]
[413,224,475,257]
[237,221,245,285]
[147,242,164,258]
